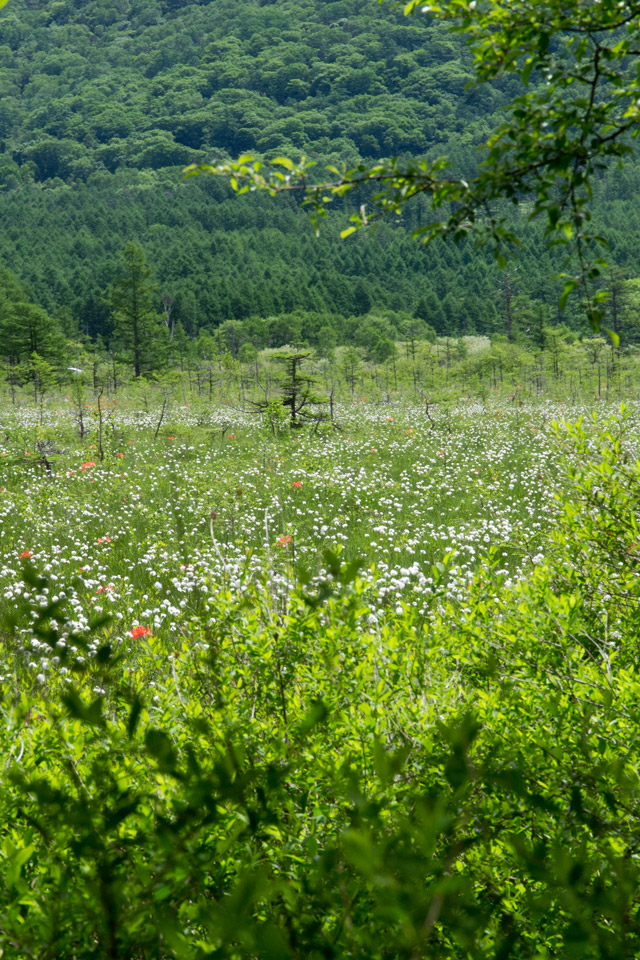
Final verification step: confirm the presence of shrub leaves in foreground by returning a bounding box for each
[1,410,640,957]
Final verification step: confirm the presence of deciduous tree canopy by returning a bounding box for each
[192,0,640,328]
[0,0,640,336]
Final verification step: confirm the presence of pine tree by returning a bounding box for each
[109,243,159,378]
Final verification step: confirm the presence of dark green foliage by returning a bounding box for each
[0,301,65,365]
[109,242,167,377]
[0,0,491,170]
[0,169,568,338]
[1,0,640,340]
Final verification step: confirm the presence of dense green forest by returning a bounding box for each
[2,0,640,357]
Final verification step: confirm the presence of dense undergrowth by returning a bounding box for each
[1,395,640,957]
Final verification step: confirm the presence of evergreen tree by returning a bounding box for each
[0,302,66,366]
[420,292,446,335]
[352,280,372,316]
[413,296,430,323]
[109,243,160,378]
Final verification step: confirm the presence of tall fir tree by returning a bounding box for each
[109,243,161,378]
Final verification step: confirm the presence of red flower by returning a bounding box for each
[97,536,111,544]
[19,550,32,559]
[277,535,292,547]
[130,625,152,639]
[81,461,96,472]
[115,452,124,457]
[292,481,302,488]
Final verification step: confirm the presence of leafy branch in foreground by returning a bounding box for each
[186,0,640,332]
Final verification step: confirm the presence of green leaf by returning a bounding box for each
[270,157,295,171]
[127,696,143,739]
[559,279,577,310]
[294,700,328,738]
[522,57,535,85]
[61,689,104,727]
[95,643,112,664]
[604,327,620,348]
[7,843,34,887]
[145,728,177,771]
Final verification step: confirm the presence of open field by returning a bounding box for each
[2,395,566,658]
[1,392,640,957]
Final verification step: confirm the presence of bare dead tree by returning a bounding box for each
[162,292,176,341]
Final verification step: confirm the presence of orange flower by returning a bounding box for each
[277,535,292,547]
[130,625,152,639]
[81,461,96,472]
[19,550,32,559]
[292,481,302,488]
[97,536,111,544]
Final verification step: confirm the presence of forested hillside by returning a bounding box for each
[2,0,640,341]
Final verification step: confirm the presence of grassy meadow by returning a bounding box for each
[2,349,640,957]
[1,395,558,641]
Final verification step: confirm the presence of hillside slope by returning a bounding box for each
[0,0,639,339]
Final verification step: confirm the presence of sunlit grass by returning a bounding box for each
[1,393,632,689]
